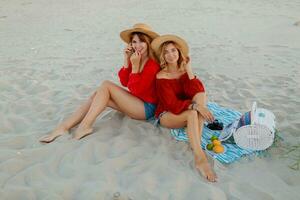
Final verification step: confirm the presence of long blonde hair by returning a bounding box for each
[159,41,188,71]
[130,32,157,62]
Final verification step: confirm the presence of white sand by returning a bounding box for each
[0,0,300,199]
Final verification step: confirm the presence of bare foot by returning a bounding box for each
[73,127,93,140]
[195,157,217,182]
[39,128,69,143]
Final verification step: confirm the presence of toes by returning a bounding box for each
[39,136,46,141]
[73,132,82,140]
[39,130,69,143]
[74,128,93,140]
[207,176,216,182]
[39,134,58,143]
[73,129,93,140]
[73,135,81,140]
[39,136,53,143]
[74,134,86,140]
[39,135,49,141]
[206,172,217,182]
[196,164,217,182]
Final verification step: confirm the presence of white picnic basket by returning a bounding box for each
[219,102,276,150]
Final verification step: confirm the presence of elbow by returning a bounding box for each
[128,87,141,95]
[119,80,127,87]
[122,82,128,87]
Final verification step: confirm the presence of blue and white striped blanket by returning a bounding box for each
[170,102,256,164]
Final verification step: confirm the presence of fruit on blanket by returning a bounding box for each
[210,135,218,141]
[206,143,214,150]
[213,145,224,153]
[212,139,221,146]
[207,137,225,154]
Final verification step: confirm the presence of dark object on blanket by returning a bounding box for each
[207,119,224,130]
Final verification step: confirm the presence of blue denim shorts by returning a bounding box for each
[144,102,157,120]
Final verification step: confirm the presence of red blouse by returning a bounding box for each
[155,73,205,117]
[118,58,160,104]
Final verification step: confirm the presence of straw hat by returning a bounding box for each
[120,23,159,43]
[151,34,189,58]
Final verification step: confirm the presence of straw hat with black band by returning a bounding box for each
[151,34,189,58]
[120,23,159,43]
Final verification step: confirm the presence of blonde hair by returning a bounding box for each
[130,32,158,62]
[159,41,188,71]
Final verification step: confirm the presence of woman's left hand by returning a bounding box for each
[195,105,214,122]
[184,57,194,79]
[183,56,191,71]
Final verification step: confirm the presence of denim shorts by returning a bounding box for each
[144,102,157,120]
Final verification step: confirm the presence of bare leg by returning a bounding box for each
[73,80,146,139]
[160,110,217,182]
[39,92,98,143]
[39,87,124,143]
[192,92,217,182]
[193,92,207,115]
[193,115,217,182]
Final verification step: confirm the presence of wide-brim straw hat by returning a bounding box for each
[120,23,159,43]
[151,34,189,58]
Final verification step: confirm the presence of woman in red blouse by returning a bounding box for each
[151,35,217,182]
[40,23,160,143]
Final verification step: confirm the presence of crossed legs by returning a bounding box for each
[159,93,217,182]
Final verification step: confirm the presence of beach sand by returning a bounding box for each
[0,0,300,199]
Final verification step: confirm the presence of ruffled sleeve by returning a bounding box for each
[118,62,132,87]
[181,73,205,99]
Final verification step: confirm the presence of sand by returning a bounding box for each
[0,0,300,199]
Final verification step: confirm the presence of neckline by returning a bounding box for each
[157,72,187,81]
[141,57,151,68]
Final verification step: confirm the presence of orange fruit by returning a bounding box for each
[212,139,221,146]
[213,145,225,154]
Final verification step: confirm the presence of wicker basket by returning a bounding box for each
[220,102,275,150]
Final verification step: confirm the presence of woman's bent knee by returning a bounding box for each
[89,91,97,101]
[96,80,113,92]
[186,110,198,121]
[102,80,113,86]
[197,114,205,122]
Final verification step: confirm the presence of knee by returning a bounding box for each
[97,80,113,91]
[186,110,198,120]
[89,91,97,101]
[101,80,113,88]
[198,114,204,122]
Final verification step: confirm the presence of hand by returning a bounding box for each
[184,56,194,79]
[130,51,141,73]
[123,43,135,67]
[195,105,214,122]
[184,56,192,72]
[123,43,134,59]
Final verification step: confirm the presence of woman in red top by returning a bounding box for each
[151,35,217,182]
[40,23,160,143]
